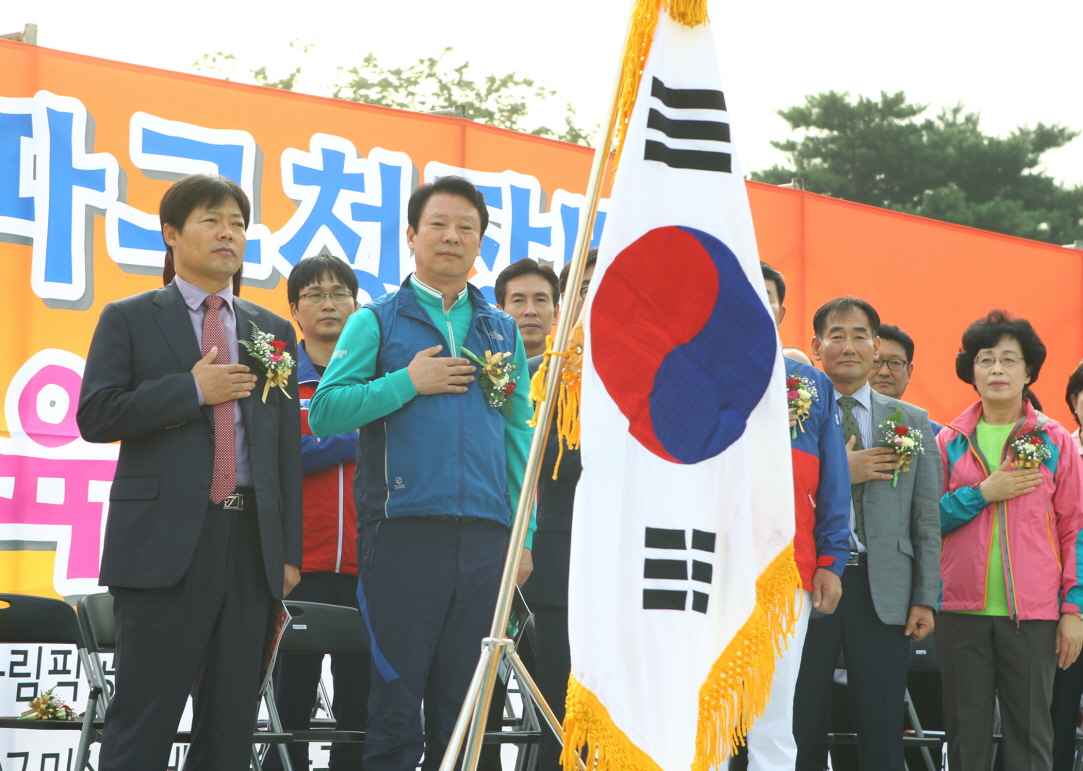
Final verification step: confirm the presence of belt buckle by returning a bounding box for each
[847,551,861,566]
[222,493,244,511]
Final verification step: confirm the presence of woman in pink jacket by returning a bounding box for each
[937,310,1083,771]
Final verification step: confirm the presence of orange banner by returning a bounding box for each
[749,183,1083,432]
[1,39,1081,607]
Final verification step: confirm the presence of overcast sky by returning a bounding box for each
[5,0,1082,186]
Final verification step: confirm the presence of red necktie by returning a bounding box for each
[202,295,236,504]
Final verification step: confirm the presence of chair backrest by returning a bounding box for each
[510,587,533,648]
[908,634,939,672]
[0,593,82,645]
[280,601,369,656]
[76,592,116,654]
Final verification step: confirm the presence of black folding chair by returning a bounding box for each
[260,600,369,771]
[905,634,945,771]
[0,593,100,771]
[75,591,292,768]
[264,591,541,771]
[482,588,541,771]
[77,591,116,712]
[826,638,945,771]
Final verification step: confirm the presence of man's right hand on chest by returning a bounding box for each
[846,435,900,484]
[408,345,476,395]
[192,347,257,405]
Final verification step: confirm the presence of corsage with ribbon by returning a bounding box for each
[461,346,519,408]
[240,326,294,402]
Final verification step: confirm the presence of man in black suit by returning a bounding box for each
[77,174,303,770]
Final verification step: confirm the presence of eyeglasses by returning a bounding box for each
[578,284,591,300]
[974,354,1023,369]
[298,291,354,306]
[872,358,908,371]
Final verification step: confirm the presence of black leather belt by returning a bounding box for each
[847,551,868,566]
[214,488,256,511]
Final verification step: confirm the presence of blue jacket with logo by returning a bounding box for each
[786,358,852,589]
[355,281,522,530]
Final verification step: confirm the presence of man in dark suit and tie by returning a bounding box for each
[793,296,941,771]
[77,174,303,769]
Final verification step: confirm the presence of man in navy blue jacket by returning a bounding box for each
[265,253,368,771]
[309,176,534,771]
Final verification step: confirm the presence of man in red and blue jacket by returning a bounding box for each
[734,264,851,771]
[265,254,369,771]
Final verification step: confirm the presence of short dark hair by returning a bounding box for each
[494,258,559,307]
[407,176,489,237]
[760,262,786,304]
[877,324,915,363]
[160,174,250,295]
[558,248,599,296]
[954,309,1046,386]
[287,253,359,306]
[1065,361,1083,426]
[812,297,881,339]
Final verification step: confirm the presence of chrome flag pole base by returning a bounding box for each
[437,637,579,771]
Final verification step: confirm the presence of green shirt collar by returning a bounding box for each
[410,274,470,311]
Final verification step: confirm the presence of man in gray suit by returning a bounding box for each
[78,174,303,769]
[793,296,941,771]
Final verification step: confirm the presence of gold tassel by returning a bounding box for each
[528,336,554,418]
[562,675,664,771]
[693,545,801,769]
[612,0,711,164]
[560,544,800,771]
[527,324,584,481]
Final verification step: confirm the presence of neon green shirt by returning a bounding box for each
[958,418,1015,616]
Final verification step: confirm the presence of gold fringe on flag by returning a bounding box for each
[613,0,710,164]
[561,676,664,771]
[560,544,800,771]
[693,545,802,769]
[528,322,584,480]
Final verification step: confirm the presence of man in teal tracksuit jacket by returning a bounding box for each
[309,176,534,771]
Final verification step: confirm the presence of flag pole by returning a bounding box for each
[438,4,640,770]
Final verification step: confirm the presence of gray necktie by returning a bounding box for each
[838,396,866,544]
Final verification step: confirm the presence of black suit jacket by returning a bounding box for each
[77,282,303,599]
[522,426,581,608]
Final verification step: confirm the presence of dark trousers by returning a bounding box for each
[937,611,1057,771]
[99,508,274,771]
[358,517,507,771]
[1052,650,1083,771]
[531,603,570,771]
[264,571,370,771]
[793,563,910,771]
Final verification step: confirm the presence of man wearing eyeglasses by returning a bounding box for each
[870,324,943,435]
[264,253,367,770]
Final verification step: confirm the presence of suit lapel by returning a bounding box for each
[866,390,894,516]
[233,300,260,445]
[152,283,202,369]
[870,390,891,444]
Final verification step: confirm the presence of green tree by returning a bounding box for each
[752,91,1083,244]
[193,46,595,146]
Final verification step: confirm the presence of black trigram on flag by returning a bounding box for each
[642,526,716,613]
[643,77,731,174]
